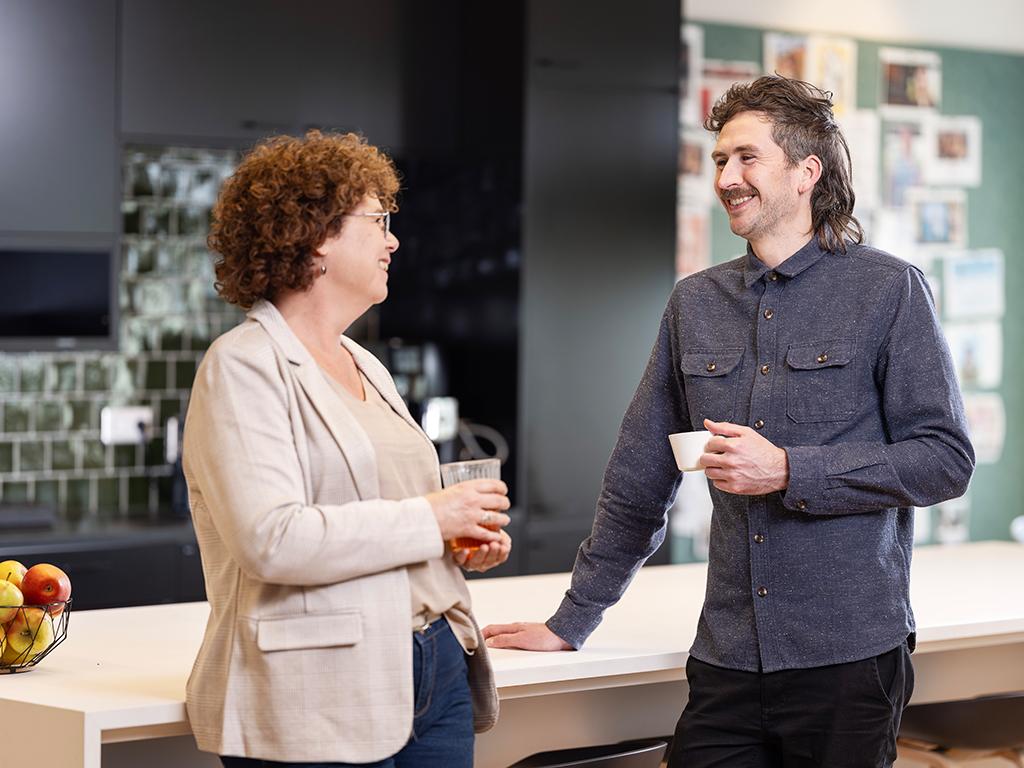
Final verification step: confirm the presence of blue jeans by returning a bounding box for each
[220,617,474,768]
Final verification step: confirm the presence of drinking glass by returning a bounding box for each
[439,458,501,552]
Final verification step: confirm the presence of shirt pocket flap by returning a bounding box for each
[256,610,363,652]
[786,340,855,371]
[680,349,744,378]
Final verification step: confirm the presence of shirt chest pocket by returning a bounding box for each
[680,349,744,429]
[785,339,859,423]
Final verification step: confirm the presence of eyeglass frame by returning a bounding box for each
[344,210,391,238]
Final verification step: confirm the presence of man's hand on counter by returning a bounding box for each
[482,622,574,651]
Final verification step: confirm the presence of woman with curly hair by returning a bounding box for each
[182,131,510,768]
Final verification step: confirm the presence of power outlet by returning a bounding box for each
[100,405,154,445]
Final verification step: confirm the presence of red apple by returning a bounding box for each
[4,607,54,660]
[0,579,24,623]
[20,563,71,615]
[0,560,27,589]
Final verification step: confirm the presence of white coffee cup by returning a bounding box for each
[668,430,712,472]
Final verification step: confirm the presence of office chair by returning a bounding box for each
[507,738,668,767]
[897,693,1024,766]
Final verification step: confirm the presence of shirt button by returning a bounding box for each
[763,308,774,320]
[760,364,770,375]
[754,419,765,429]
[757,586,768,597]
[769,272,778,281]
[706,361,717,372]
[817,353,829,363]
[754,533,765,543]
[797,500,807,511]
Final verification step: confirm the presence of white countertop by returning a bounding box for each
[471,539,1024,690]
[2,540,1022,738]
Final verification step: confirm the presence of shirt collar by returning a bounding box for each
[742,237,828,287]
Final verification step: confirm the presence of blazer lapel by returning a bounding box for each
[246,300,380,501]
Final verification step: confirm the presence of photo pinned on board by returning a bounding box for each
[880,47,942,109]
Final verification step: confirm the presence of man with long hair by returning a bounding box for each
[485,76,974,767]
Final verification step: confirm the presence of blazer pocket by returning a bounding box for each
[256,610,364,652]
[680,348,744,428]
[786,339,859,423]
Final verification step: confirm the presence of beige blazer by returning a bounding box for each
[182,299,498,763]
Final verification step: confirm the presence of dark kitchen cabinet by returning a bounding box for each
[519,0,678,522]
[528,1,679,90]
[522,514,670,575]
[2,522,206,610]
[0,0,118,236]
[119,0,403,149]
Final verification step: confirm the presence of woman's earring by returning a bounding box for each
[320,264,327,276]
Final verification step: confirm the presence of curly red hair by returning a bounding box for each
[209,131,400,308]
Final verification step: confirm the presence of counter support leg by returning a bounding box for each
[475,680,686,768]
[0,700,98,768]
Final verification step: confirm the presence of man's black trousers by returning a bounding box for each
[668,643,914,767]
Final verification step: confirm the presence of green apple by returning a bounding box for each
[2,639,24,666]
[0,579,24,623]
[0,560,27,589]
[4,607,54,659]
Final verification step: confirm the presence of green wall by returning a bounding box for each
[699,22,1024,540]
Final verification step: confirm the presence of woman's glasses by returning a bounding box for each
[345,211,390,237]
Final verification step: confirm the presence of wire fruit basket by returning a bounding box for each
[0,600,71,673]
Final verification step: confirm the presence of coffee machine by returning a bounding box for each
[371,338,509,466]
[374,339,460,462]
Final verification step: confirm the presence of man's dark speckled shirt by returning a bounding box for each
[546,238,974,672]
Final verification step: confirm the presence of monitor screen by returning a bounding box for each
[0,248,115,350]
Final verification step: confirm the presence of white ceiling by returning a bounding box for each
[686,0,1024,55]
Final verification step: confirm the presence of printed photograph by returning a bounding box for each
[763,33,807,80]
[907,187,967,248]
[880,47,942,109]
[926,115,982,187]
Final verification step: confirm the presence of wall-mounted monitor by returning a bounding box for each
[0,247,117,351]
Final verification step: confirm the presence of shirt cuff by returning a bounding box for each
[782,445,825,514]
[546,595,599,650]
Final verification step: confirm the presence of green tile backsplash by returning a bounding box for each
[19,359,45,392]
[37,401,70,432]
[51,441,76,471]
[18,442,44,472]
[4,403,30,433]
[0,145,241,518]
[54,361,78,392]
[0,360,16,392]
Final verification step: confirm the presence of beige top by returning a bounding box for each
[323,367,478,652]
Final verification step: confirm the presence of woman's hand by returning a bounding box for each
[453,529,512,572]
[425,479,510,544]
